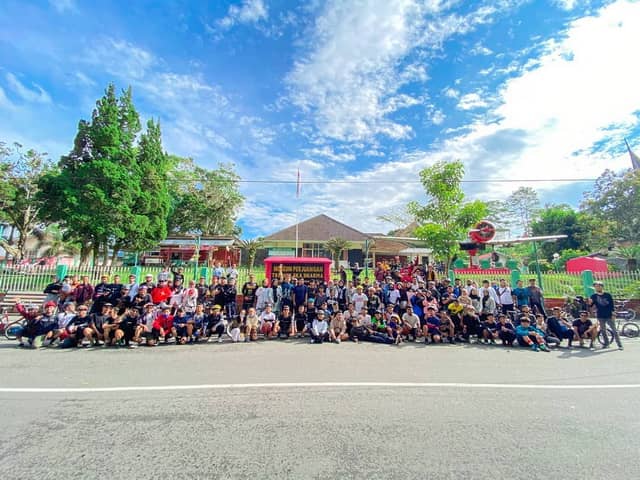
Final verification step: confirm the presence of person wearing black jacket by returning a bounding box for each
[43,276,63,305]
[223,279,238,319]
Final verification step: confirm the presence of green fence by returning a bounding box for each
[1,264,639,299]
[0,265,267,293]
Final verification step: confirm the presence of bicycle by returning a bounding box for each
[1,308,26,341]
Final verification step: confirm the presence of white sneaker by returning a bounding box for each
[218,337,223,343]
[336,338,341,344]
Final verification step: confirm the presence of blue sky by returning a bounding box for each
[1,0,639,238]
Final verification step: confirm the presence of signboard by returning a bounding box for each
[264,256,332,283]
[270,263,325,281]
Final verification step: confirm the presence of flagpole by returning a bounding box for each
[295,167,300,257]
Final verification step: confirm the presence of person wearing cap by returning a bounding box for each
[589,281,622,350]
[515,316,549,352]
[387,313,403,345]
[141,274,156,291]
[351,285,368,314]
[208,305,227,343]
[65,304,94,347]
[12,300,48,348]
[310,310,329,344]
[497,313,516,347]
[546,307,575,347]
[132,285,152,312]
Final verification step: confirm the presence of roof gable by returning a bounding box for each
[264,214,369,242]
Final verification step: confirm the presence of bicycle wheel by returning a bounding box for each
[626,309,636,322]
[621,322,640,338]
[4,320,25,341]
[597,327,614,346]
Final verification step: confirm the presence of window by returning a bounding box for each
[302,242,327,258]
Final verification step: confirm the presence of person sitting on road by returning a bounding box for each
[135,303,158,346]
[460,305,481,343]
[114,307,140,348]
[51,302,76,345]
[535,313,560,348]
[480,313,500,345]
[259,304,277,339]
[14,301,53,348]
[292,304,307,338]
[227,315,243,342]
[572,311,597,349]
[387,313,403,345]
[401,306,421,342]
[516,306,536,326]
[207,305,227,343]
[87,303,112,346]
[497,314,516,347]
[191,304,207,340]
[244,307,260,342]
[424,306,442,344]
[329,311,349,344]
[546,307,575,347]
[173,308,193,344]
[310,310,329,344]
[64,304,94,348]
[277,305,293,339]
[371,310,387,334]
[515,317,549,352]
[437,310,456,344]
[152,306,175,344]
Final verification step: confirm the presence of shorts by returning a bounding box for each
[427,328,440,336]
[280,321,291,332]
[419,318,428,328]
[296,320,306,332]
[261,322,273,335]
[175,325,189,337]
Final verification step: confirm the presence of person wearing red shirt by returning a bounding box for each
[151,279,172,305]
[152,306,175,343]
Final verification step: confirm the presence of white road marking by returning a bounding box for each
[0,382,639,393]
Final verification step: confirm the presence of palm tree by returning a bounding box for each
[612,245,640,270]
[34,224,80,259]
[324,237,351,275]
[239,237,264,273]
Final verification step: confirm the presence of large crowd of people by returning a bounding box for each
[8,260,623,351]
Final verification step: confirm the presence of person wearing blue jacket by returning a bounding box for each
[515,317,549,352]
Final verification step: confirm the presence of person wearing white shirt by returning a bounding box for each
[255,280,274,314]
[479,280,500,306]
[310,310,329,344]
[259,304,277,338]
[351,286,368,313]
[496,278,515,315]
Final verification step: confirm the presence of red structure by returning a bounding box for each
[144,236,241,266]
[264,257,332,283]
[566,256,608,273]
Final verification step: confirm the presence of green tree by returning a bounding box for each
[167,157,244,236]
[581,169,640,244]
[504,187,540,236]
[239,237,264,273]
[324,237,351,273]
[408,160,487,272]
[612,245,640,270]
[0,142,53,261]
[34,224,81,258]
[39,84,172,264]
[530,204,590,260]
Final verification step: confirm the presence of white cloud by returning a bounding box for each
[0,86,15,109]
[83,38,156,80]
[218,0,268,29]
[5,73,52,104]
[555,0,580,11]
[303,145,356,163]
[49,0,76,13]
[457,92,489,110]
[248,0,640,236]
[430,109,446,125]
[470,43,493,56]
[73,72,96,87]
[286,0,512,144]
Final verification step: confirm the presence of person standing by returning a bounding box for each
[589,281,623,350]
[527,278,546,317]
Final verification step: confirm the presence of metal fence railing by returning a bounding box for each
[1,264,639,299]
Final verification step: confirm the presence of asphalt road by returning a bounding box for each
[1,338,639,479]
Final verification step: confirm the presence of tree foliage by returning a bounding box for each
[581,169,640,244]
[503,187,540,236]
[167,157,243,237]
[239,237,264,273]
[39,84,173,263]
[0,142,53,260]
[408,160,487,271]
[530,204,590,259]
[325,237,351,273]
